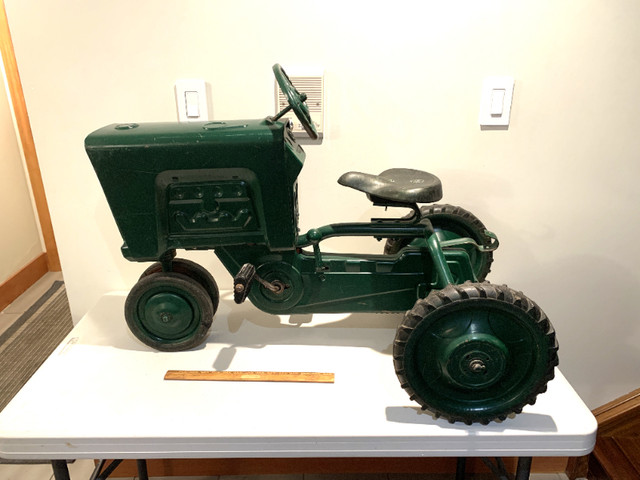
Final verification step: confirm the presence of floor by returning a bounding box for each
[0,276,573,480]
[0,271,64,338]
[0,460,572,480]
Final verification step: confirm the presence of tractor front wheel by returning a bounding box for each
[125,272,214,351]
[140,258,220,314]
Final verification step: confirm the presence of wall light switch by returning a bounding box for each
[490,88,505,116]
[184,91,200,118]
[479,77,514,127]
[175,79,209,122]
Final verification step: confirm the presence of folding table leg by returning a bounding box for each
[51,460,71,480]
[455,457,467,480]
[136,459,149,480]
[90,460,106,480]
[91,459,123,480]
[515,457,532,480]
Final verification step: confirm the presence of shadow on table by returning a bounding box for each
[78,293,403,354]
[384,406,558,432]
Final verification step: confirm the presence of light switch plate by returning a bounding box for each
[479,76,514,127]
[175,79,209,122]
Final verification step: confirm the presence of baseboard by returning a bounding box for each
[103,456,568,477]
[593,437,640,478]
[592,387,640,437]
[577,387,640,479]
[0,252,48,311]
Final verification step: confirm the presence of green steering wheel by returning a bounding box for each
[272,64,318,140]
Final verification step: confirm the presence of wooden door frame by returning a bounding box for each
[0,0,61,309]
[0,0,60,272]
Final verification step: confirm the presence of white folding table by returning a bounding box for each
[0,292,597,479]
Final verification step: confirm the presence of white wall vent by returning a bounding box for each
[275,67,324,141]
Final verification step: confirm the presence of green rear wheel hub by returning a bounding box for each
[440,333,508,389]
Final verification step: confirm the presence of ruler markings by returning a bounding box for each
[164,370,334,384]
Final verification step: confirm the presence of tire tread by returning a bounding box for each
[393,281,558,424]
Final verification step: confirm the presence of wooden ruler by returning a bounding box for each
[164,370,335,384]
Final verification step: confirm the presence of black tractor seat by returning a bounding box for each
[338,168,443,205]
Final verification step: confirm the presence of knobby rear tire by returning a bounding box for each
[393,282,558,425]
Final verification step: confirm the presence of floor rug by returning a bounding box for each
[0,280,73,413]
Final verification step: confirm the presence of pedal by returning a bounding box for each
[233,263,256,304]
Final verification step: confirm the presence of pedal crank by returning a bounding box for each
[233,263,288,304]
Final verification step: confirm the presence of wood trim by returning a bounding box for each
[576,387,640,479]
[565,455,589,480]
[587,454,610,480]
[593,387,640,437]
[622,437,640,473]
[0,0,60,272]
[104,456,568,477]
[0,252,47,311]
[593,437,640,479]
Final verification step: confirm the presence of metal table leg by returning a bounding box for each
[457,457,532,480]
[51,460,71,480]
[515,457,533,480]
[455,457,467,480]
[89,459,123,480]
[136,459,149,480]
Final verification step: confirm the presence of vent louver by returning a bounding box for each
[275,70,324,141]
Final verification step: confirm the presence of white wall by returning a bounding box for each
[5,0,640,409]
[0,58,42,283]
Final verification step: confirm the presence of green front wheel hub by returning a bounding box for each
[140,292,196,340]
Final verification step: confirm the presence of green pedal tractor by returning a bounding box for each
[86,64,558,425]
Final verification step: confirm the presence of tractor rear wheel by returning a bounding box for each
[393,282,558,424]
[384,204,494,282]
[125,272,214,351]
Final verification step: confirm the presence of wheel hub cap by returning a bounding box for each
[142,293,195,339]
[440,333,508,389]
